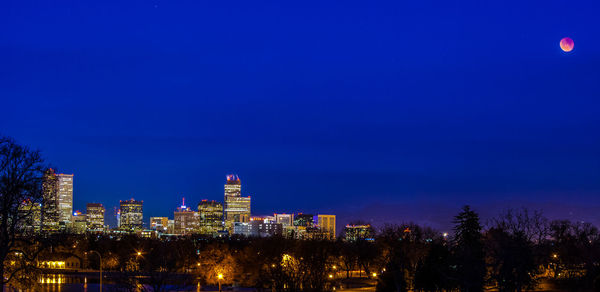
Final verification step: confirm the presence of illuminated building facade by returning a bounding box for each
[86,203,105,232]
[344,224,375,241]
[275,213,294,228]
[293,214,313,227]
[198,200,224,235]
[224,174,251,233]
[150,217,169,233]
[56,173,74,224]
[42,169,60,232]
[18,200,42,234]
[174,198,199,235]
[119,198,143,231]
[233,221,282,237]
[314,214,336,240]
[71,211,87,234]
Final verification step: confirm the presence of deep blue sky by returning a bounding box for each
[2,0,599,230]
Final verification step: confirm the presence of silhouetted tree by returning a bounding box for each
[0,137,49,289]
[414,241,454,291]
[452,205,485,292]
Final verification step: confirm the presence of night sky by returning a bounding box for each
[2,0,599,231]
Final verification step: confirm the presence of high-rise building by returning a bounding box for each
[314,214,336,240]
[198,200,223,236]
[119,198,143,231]
[86,203,105,232]
[224,174,251,233]
[275,213,294,228]
[174,198,199,235]
[71,211,87,234]
[56,173,74,224]
[293,214,313,227]
[150,217,169,233]
[18,200,42,235]
[41,169,60,232]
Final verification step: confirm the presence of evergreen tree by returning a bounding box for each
[452,205,486,292]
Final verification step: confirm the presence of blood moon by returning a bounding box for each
[560,37,574,52]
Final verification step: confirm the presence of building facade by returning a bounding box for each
[119,199,143,231]
[42,169,60,232]
[275,213,294,228]
[344,224,375,241]
[150,217,169,233]
[224,174,251,233]
[56,174,74,224]
[86,203,105,232]
[314,214,336,240]
[18,200,42,234]
[174,198,199,235]
[198,200,223,235]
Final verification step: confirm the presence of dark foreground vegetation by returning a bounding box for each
[3,137,600,292]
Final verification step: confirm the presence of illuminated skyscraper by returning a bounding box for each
[41,169,60,232]
[56,173,74,224]
[224,174,251,233]
[198,200,224,235]
[174,198,199,235]
[86,203,105,232]
[314,214,336,240]
[18,200,42,235]
[119,198,143,231]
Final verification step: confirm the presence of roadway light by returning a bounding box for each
[329,274,333,279]
[372,273,377,278]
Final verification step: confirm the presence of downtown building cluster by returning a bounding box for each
[25,172,336,240]
[148,174,337,240]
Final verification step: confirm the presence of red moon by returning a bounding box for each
[560,37,574,52]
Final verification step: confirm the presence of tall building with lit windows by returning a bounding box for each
[174,198,199,235]
[41,169,60,232]
[56,173,74,224]
[119,198,143,231]
[86,203,105,232]
[198,200,223,235]
[224,174,251,233]
[314,214,336,240]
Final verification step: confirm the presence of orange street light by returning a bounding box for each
[217,273,224,292]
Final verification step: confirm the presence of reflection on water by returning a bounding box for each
[38,274,93,292]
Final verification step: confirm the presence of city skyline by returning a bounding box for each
[3,0,599,233]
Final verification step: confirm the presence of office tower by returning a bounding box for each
[275,213,294,228]
[56,173,74,224]
[224,174,251,233]
[41,168,60,232]
[71,211,87,234]
[344,224,375,242]
[119,198,143,231]
[150,217,169,233]
[174,198,199,235]
[293,213,313,227]
[86,203,105,232]
[18,200,42,235]
[198,200,224,236]
[314,214,336,240]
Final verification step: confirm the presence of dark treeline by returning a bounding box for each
[3,136,600,291]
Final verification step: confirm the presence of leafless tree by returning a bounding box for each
[0,136,49,289]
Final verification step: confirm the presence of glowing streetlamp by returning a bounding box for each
[372,273,377,278]
[217,273,224,292]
